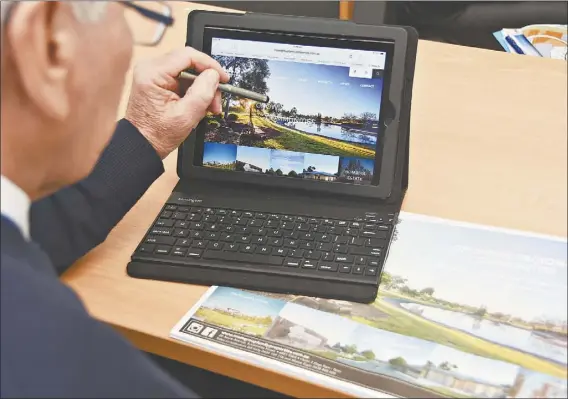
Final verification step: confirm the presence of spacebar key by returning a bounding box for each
[203,250,283,266]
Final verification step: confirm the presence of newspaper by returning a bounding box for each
[494,24,567,60]
[171,212,568,398]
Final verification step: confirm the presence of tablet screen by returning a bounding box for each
[194,28,393,186]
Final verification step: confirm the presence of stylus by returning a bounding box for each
[178,71,270,104]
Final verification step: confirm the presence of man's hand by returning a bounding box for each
[125,47,229,159]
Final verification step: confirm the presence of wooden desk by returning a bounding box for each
[63,2,568,398]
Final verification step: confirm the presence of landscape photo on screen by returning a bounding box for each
[200,38,386,185]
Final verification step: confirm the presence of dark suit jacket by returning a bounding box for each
[1,120,196,398]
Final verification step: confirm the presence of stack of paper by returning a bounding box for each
[494,25,567,60]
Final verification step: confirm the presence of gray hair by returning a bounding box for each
[1,1,108,26]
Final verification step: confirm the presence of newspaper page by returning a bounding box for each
[171,212,568,398]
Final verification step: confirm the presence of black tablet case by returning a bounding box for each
[179,11,418,208]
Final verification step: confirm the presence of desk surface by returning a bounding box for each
[63,2,568,397]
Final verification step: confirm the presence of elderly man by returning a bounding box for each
[1,2,236,397]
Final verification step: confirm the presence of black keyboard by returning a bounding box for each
[128,203,397,302]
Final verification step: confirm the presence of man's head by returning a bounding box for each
[1,1,133,199]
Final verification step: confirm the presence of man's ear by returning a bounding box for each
[6,1,77,121]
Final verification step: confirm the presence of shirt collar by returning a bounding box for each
[0,175,31,240]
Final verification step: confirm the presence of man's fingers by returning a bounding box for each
[210,90,222,115]
[156,47,229,82]
[179,69,220,122]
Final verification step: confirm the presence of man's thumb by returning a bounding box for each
[180,69,220,117]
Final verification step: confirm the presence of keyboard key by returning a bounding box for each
[313,225,327,233]
[137,244,155,253]
[328,227,344,235]
[308,218,318,224]
[257,246,271,254]
[267,230,282,237]
[322,252,334,261]
[253,236,267,244]
[145,236,175,245]
[192,240,208,249]
[240,244,256,253]
[349,237,365,246]
[243,212,254,218]
[230,210,241,217]
[284,239,299,248]
[165,205,177,211]
[249,219,264,227]
[272,248,288,257]
[252,228,266,236]
[351,247,382,257]
[173,229,189,238]
[368,259,379,267]
[333,244,349,254]
[208,241,223,250]
[361,230,387,239]
[190,231,203,239]
[221,233,234,242]
[187,213,201,221]
[302,260,317,269]
[224,243,239,252]
[353,266,364,274]
[160,211,172,219]
[363,224,376,230]
[318,263,338,272]
[173,212,187,220]
[349,222,361,228]
[283,231,300,239]
[150,228,172,236]
[155,219,174,227]
[216,209,228,215]
[266,220,280,228]
[224,226,235,233]
[297,223,310,231]
[172,248,187,256]
[235,218,249,226]
[288,249,304,258]
[187,249,202,258]
[175,220,190,229]
[296,216,307,223]
[203,215,218,223]
[366,238,386,248]
[345,229,359,237]
[205,224,220,232]
[339,265,352,273]
[284,259,301,268]
[255,213,267,219]
[268,214,280,220]
[316,242,332,251]
[305,250,321,260]
[299,232,314,241]
[281,222,294,230]
[203,251,283,266]
[204,208,215,214]
[335,255,354,263]
[206,232,219,240]
[175,238,192,247]
[334,236,349,244]
[190,222,204,230]
[155,245,171,255]
[366,267,378,276]
[300,241,314,250]
[337,221,348,227]
[322,219,335,226]
[355,256,367,265]
[189,207,202,213]
[177,207,190,213]
[269,237,283,246]
[236,235,251,244]
[377,225,390,231]
[318,234,332,243]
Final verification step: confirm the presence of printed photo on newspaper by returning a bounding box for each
[170,212,568,399]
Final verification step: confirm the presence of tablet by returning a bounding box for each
[179,11,417,200]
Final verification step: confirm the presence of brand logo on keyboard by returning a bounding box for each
[177,197,203,203]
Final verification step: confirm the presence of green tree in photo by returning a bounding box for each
[214,56,271,120]
[361,350,376,360]
[388,357,408,370]
[344,344,358,355]
[420,287,435,296]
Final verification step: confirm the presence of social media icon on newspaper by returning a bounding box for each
[187,322,204,334]
[201,327,218,338]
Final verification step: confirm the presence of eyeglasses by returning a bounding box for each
[122,1,174,46]
[1,1,174,47]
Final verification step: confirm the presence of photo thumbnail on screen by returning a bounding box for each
[199,38,387,185]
